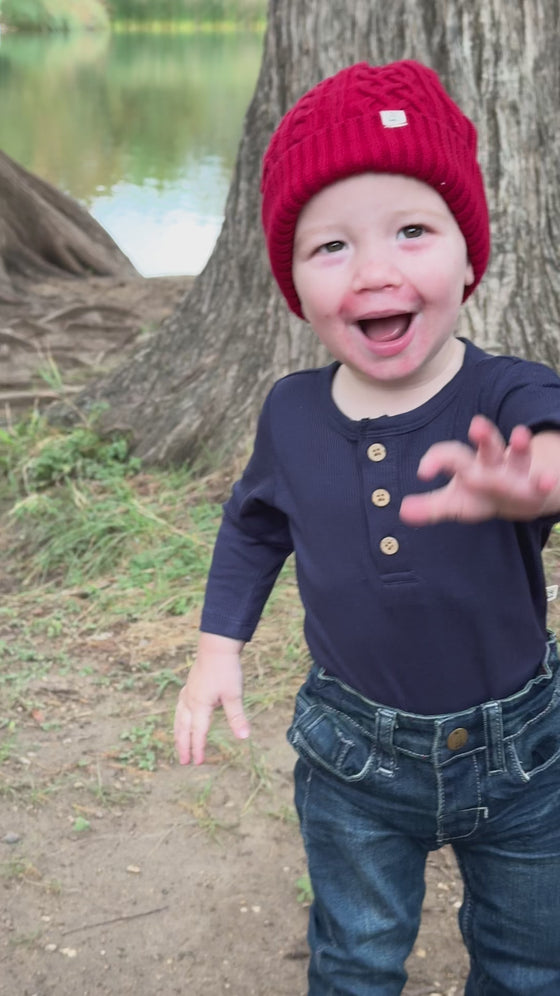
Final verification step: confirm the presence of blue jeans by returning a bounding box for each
[287,635,560,995]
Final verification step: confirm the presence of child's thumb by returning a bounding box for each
[223,696,250,741]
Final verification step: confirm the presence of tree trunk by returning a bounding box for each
[0,150,136,302]
[64,0,560,465]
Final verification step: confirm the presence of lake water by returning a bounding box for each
[0,29,263,275]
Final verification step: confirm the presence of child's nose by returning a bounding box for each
[351,253,404,293]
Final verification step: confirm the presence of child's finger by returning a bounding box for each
[400,487,460,525]
[222,695,250,742]
[174,699,193,766]
[416,440,475,481]
[467,415,506,466]
[399,491,436,525]
[401,483,494,525]
[190,705,212,766]
[505,424,534,473]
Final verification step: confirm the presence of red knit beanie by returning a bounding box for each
[261,60,490,319]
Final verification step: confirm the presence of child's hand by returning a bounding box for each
[400,415,560,525]
[174,633,248,766]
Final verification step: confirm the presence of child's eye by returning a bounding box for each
[398,225,425,240]
[318,240,346,254]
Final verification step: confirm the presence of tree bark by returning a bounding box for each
[64,0,560,465]
[0,150,136,302]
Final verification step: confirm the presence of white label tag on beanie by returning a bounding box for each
[380,110,408,128]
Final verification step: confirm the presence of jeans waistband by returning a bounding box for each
[309,633,560,767]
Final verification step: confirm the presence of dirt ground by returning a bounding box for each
[0,270,524,995]
[0,607,470,996]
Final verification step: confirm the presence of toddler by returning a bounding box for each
[175,60,560,994]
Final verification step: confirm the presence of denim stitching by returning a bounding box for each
[453,849,479,990]
[482,702,505,773]
[289,702,375,782]
[504,689,560,782]
[299,765,339,968]
[448,754,488,843]
[505,737,560,783]
[437,754,487,845]
[434,724,445,845]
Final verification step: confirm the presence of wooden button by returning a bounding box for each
[372,488,390,507]
[379,536,399,555]
[447,728,469,750]
[367,442,387,462]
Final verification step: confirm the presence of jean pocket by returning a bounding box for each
[506,694,560,782]
[287,692,374,782]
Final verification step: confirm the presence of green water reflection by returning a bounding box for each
[0,30,263,274]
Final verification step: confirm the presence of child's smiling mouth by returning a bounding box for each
[358,313,413,343]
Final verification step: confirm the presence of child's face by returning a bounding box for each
[292,173,474,391]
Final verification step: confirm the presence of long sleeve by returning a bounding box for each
[200,391,294,641]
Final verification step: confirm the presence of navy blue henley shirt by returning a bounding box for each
[201,340,560,714]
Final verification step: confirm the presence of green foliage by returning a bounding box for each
[1,0,109,32]
[0,413,221,605]
[0,420,140,495]
[72,816,91,832]
[0,410,140,499]
[296,873,314,905]
[0,0,265,31]
[117,717,170,770]
[0,416,139,582]
[106,0,265,28]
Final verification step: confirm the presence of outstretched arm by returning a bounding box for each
[400,415,560,525]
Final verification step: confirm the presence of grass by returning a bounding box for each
[296,872,313,906]
[117,715,173,771]
[0,412,221,608]
[0,411,306,832]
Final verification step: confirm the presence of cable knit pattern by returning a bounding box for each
[261,61,490,319]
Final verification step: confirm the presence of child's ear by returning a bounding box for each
[465,261,475,287]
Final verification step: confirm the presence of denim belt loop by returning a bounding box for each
[482,700,506,774]
[375,708,398,776]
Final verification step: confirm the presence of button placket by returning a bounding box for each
[368,442,391,512]
[366,440,400,561]
[363,437,406,568]
[361,433,418,580]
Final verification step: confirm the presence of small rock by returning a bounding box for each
[2,832,22,845]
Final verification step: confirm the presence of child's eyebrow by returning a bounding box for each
[391,205,449,222]
[295,221,344,241]
[293,224,344,248]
